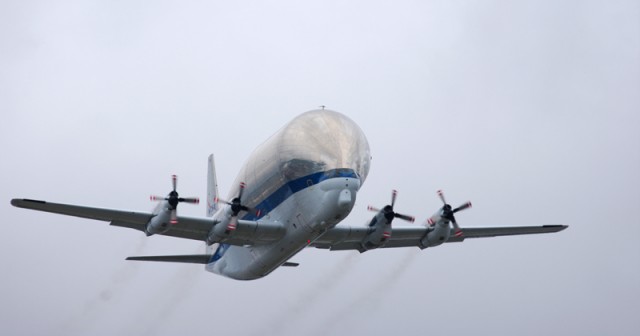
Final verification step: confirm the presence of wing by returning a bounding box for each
[311,225,568,250]
[11,198,212,240]
[10,199,283,245]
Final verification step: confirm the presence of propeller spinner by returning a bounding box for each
[367,190,415,223]
[150,175,199,225]
[214,182,261,230]
[436,189,471,237]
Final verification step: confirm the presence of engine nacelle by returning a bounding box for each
[420,190,471,248]
[206,208,236,245]
[425,209,443,226]
[421,222,451,248]
[420,215,451,248]
[359,212,392,252]
[146,208,172,236]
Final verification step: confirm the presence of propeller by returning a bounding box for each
[367,190,415,223]
[436,189,471,237]
[215,182,261,218]
[150,175,199,225]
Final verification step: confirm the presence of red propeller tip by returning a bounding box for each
[454,229,464,237]
[170,219,178,225]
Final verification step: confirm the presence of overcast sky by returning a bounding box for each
[1,1,638,335]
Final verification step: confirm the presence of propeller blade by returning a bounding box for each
[179,197,200,204]
[450,217,464,237]
[368,189,413,222]
[170,209,178,224]
[437,190,446,204]
[453,201,472,213]
[243,206,262,217]
[394,213,415,223]
[214,196,230,205]
[391,189,397,208]
[238,182,246,201]
[150,175,198,220]
[219,183,252,217]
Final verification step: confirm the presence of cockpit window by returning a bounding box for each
[281,159,327,181]
[231,110,371,207]
[277,110,370,183]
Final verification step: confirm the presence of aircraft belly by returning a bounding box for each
[210,177,358,280]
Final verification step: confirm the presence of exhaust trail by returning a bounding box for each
[139,263,203,336]
[57,235,149,335]
[257,251,360,336]
[309,248,421,336]
[121,244,204,336]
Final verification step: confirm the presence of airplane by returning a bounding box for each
[11,109,567,280]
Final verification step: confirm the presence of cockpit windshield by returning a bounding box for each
[232,110,371,207]
[276,110,370,181]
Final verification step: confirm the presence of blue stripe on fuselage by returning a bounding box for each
[243,168,358,221]
[209,168,358,263]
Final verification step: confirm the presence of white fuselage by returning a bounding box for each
[205,110,371,280]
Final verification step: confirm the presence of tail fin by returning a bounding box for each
[207,154,219,217]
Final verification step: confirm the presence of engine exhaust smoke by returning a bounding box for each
[57,236,149,335]
[258,251,360,336]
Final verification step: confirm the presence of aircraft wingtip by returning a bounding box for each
[11,198,46,207]
[550,224,569,232]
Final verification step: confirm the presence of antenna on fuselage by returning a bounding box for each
[319,105,326,110]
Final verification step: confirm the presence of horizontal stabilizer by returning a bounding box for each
[126,254,212,264]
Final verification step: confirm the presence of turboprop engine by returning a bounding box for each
[206,182,260,245]
[420,190,471,248]
[359,190,414,252]
[146,175,199,236]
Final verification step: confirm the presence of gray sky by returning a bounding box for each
[1,1,638,335]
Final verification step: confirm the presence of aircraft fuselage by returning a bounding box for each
[206,110,371,280]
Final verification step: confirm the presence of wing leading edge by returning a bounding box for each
[10,199,284,245]
[11,198,567,252]
[311,225,568,251]
[11,198,210,240]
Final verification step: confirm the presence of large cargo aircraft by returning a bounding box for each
[11,109,567,280]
